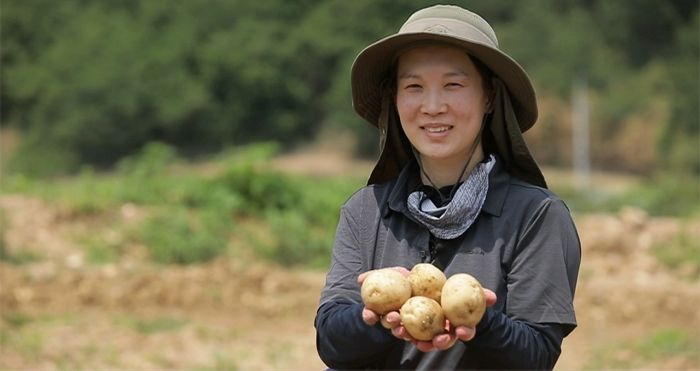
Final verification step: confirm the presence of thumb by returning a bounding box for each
[483,288,497,307]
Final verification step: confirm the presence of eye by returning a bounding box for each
[445,82,464,88]
[403,83,422,91]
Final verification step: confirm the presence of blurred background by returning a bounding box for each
[0,0,698,369]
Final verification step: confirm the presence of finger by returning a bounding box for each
[362,307,379,326]
[358,266,410,284]
[483,288,497,307]
[384,311,401,325]
[381,311,401,329]
[389,266,411,277]
[380,316,393,329]
[433,333,457,350]
[392,326,413,342]
[455,325,476,341]
[414,340,436,352]
[357,270,375,284]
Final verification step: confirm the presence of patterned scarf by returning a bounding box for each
[407,155,495,239]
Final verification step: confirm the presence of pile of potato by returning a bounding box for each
[360,264,486,341]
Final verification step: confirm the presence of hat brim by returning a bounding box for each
[351,32,538,132]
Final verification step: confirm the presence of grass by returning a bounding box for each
[583,327,700,369]
[138,207,230,264]
[1,143,361,268]
[1,141,696,268]
[1,311,34,328]
[652,222,700,279]
[0,209,42,264]
[115,315,188,334]
[195,353,240,371]
[81,231,125,265]
[555,173,700,217]
[0,312,67,359]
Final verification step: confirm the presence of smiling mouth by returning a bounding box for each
[421,125,453,133]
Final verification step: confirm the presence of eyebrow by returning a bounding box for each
[397,70,470,79]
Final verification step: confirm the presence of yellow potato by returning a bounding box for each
[408,263,447,302]
[360,268,412,315]
[440,273,486,327]
[400,296,445,341]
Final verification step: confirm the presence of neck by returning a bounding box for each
[419,145,485,188]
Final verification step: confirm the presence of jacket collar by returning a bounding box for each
[385,154,509,218]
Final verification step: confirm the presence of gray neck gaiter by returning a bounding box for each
[407,154,495,239]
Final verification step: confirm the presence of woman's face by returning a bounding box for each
[396,44,490,167]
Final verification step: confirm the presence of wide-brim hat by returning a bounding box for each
[351,4,547,187]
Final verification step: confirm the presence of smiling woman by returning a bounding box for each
[315,4,581,370]
[396,44,491,188]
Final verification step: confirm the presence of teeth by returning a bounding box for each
[425,126,450,133]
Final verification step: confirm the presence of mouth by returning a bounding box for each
[421,125,453,133]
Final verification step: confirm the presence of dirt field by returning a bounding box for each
[1,192,699,370]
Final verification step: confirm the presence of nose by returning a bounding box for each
[421,89,447,116]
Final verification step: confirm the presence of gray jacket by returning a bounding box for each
[317,156,580,369]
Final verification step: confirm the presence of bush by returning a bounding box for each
[615,174,700,217]
[651,223,700,279]
[556,174,700,217]
[255,210,334,268]
[1,142,362,268]
[138,207,230,265]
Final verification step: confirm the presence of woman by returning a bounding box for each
[315,4,581,369]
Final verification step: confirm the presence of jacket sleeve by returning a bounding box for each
[315,301,400,369]
[468,308,566,369]
[507,197,580,330]
[466,196,580,369]
[315,202,400,368]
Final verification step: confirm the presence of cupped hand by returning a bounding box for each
[358,268,497,353]
[410,288,498,352]
[374,288,498,352]
[357,266,411,326]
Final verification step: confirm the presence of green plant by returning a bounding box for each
[615,174,700,217]
[116,142,186,205]
[117,142,177,178]
[116,316,188,334]
[2,312,33,328]
[195,353,240,371]
[212,143,303,214]
[584,327,699,369]
[254,210,333,268]
[638,328,699,360]
[138,207,230,265]
[0,236,42,265]
[651,223,700,279]
[555,174,700,217]
[84,236,121,265]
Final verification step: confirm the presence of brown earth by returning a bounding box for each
[1,191,699,370]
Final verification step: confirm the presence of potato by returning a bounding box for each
[440,273,486,327]
[400,296,445,341]
[408,263,447,302]
[360,268,412,315]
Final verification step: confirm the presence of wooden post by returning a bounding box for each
[572,75,591,190]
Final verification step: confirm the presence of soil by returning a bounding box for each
[1,189,699,369]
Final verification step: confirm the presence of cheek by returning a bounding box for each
[451,94,486,117]
[395,94,418,121]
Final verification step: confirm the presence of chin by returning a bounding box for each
[419,151,454,161]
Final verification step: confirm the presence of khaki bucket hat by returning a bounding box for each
[351,4,547,188]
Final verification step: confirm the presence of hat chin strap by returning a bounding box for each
[412,114,488,204]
